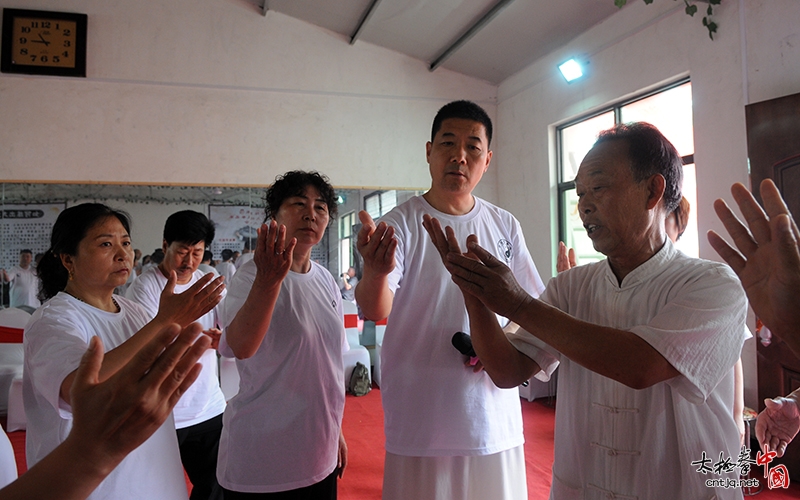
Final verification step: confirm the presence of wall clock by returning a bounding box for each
[1,8,87,77]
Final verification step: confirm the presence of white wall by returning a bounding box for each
[496,0,800,410]
[0,0,498,198]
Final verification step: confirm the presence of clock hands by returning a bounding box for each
[31,33,51,46]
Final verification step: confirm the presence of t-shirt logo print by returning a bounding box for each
[497,239,513,264]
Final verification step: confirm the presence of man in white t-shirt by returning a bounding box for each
[428,123,748,499]
[1,249,40,309]
[126,210,226,500]
[356,100,545,500]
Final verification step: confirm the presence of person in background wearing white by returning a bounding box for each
[126,210,227,500]
[710,178,800,458]
[217,171,347,499]
[1,249,41,309]
[216,249,237,284]
[24,203,224,500]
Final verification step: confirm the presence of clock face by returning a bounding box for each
[11,17,78,69]
[1,9,87,77]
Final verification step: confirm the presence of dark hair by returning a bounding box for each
[430,100,493,147]
[38,203,131,301]
[264,170,338,222]
[149,249,165,265]
[203,249,213,262]
[163,210,215,247]
[595,122,683,212]
[20,249,32,255]
[221,249,233,261]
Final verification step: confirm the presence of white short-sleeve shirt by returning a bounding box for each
[23,293,188,500]
[216,260,346,493]
[125,266,226,428]
[378,195,545,456]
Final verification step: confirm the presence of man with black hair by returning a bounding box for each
[235,238,254,269]
[126,210,226,500]
[356,100,545,499]
[1,249,40,309]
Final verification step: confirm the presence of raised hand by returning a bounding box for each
[755,393,800,458]
[157,271,225,328]
[356,210,396,278]
[253,220,295,290]
[445,239,532,320]
[557,242,576,273]
[708,179,800,350]
[69,323,209,465]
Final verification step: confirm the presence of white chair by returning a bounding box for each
[371,318,387,387]
[0,307,30,420]
[342,301,371,390]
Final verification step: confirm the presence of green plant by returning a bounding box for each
[614,0,721,39]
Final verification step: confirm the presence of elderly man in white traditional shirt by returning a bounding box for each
[425,122,748,500]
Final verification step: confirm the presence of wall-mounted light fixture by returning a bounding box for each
[558,58,584,83]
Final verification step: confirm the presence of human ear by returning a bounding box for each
[646,174,666,210]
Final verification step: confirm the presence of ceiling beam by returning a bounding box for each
[350,0,383,45]
[429,0,516,72]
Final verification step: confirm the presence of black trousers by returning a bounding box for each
[222,469,338,500]
[176,413,224,500]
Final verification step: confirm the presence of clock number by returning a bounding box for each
[53,56,60,63]
[41,21,51,29]
[30,21,38,28]
[63,29,71,36]
[40,56,48,63]
[62,51,69,58]
[21,27,31,33]
[63,40,71,48]
[18,37,27,45]
[20,48,28,55]
[30,55,36,62]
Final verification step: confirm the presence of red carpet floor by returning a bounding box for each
[5,390,800,498]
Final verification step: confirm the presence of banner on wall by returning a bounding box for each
[0,204,65,270]
[208,205,263,260]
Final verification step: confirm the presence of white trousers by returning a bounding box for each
[382,445,528,500]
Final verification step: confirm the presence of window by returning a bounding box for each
[557,80,697,265]
[339,211,356,276]
[364,190,397,220]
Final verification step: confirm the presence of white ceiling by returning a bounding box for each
[261,0,622,84]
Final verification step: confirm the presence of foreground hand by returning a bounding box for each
[253,221,295,289]
[445,240,532,320]
[157,271,225,327]
[708,180,800,341]
[356,211,396,278]
[756,394,800,458]
[337,432,348,478]
[556,242,576,273]
[202,328,222,350]
[69,323,209,465]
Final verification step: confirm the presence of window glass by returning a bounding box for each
[620,82,694,157]
[560,112,615,182]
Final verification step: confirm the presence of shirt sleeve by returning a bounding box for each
[124,273,160,321]
[218,262,257,358]
[631,264,748,404]
[24,314,90,418]
[506,280,561,382]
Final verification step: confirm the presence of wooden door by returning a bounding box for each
[745,90,800,478]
